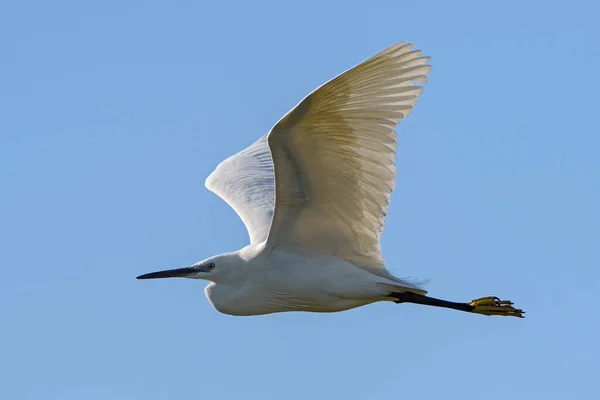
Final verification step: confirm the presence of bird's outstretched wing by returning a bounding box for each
[205,134,275,244]
[266,41,431,269]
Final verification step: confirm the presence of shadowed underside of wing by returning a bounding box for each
[266,41,431,271]
[205,134,274,244]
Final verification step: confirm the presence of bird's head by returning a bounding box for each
[136,252,241,283]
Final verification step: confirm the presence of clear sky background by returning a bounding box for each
[1,1,599,399]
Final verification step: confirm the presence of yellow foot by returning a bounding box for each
[469,296,524,318]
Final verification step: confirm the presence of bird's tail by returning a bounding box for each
[377,276,429,296]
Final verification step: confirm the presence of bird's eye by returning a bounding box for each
[206,263,215,271]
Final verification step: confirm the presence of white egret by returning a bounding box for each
[138,41,524,318]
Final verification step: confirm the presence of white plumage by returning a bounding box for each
[138,41,524,319]
[207,41,428,274]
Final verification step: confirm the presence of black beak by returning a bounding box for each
[136,267,197,280]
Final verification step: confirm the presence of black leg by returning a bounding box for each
[390,292,474,313]
[390,292,525,317]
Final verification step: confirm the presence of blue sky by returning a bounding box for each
[1,1,598,399]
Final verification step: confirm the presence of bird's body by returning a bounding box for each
[202,244,420,316]
[138,41,524,318]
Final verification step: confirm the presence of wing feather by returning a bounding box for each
[205,134,274,244]
[265,41,431,270]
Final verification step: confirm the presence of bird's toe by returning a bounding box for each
[469,296,524,318]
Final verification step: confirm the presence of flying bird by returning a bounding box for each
[137,41,524,318]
